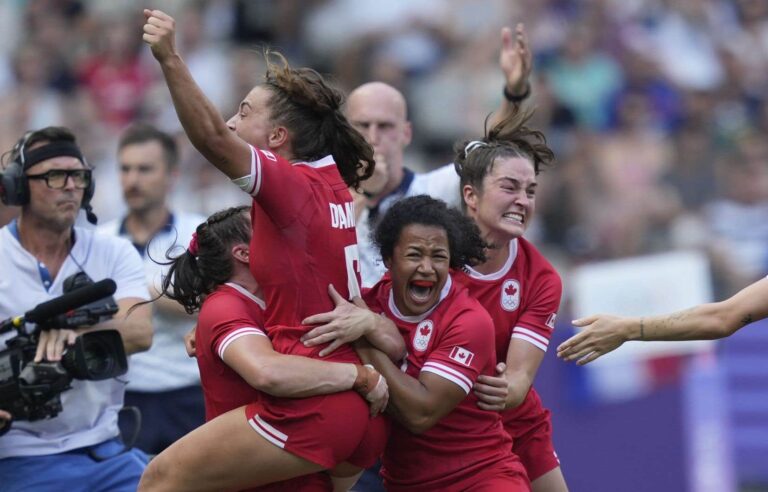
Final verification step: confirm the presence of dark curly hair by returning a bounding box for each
[454,109,555,211]
[374,195,486,269]
[261,51,374,189]
[161,206,251,314]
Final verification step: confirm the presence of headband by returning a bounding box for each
[21,142,86,170]
[464,140,488,157]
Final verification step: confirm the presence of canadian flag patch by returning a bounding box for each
[449,346,474,366]
[545,313,557,329]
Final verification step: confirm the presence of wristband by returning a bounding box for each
[353,364,378,394]
[503,82,530,103]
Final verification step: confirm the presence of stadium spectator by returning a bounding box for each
[97,123,205,455]
[0,126,152,491]
[140,9,401,490]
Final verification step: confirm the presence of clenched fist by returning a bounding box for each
[142,9,178,62]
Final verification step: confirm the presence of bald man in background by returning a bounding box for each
[346,81,463,287]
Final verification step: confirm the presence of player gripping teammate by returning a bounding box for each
[356,195,531,491]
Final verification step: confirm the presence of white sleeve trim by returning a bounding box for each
[511,326,548,352]
[231,145,261,196]
[217,327,267,360]
[422,361,472,394]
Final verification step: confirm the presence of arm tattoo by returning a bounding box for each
[741,314,753,326]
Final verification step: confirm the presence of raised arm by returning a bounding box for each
[142,9,251,179]
[489,23,533,127]
[558,277,768,365]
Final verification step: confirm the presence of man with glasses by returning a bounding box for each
[0,126,153,492]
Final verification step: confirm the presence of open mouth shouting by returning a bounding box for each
[409,279,436,304]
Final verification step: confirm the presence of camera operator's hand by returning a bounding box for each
[34,329,78,362]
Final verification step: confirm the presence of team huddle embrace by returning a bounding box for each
[0,8,566,492]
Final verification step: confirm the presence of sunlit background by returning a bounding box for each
[1,1,767,491]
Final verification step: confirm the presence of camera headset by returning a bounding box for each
[0,130,98,224]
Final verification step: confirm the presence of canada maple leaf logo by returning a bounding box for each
[505,283,517,296]
[420,325,431,336]
[501,279,520,312]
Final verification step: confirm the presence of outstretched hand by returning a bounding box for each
[557,314,631,365]
[142,9,178,62]
[301,285,375,357]
[500,23,533,96]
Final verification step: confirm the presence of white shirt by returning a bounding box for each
[0,223,148,458]
[358,164,461,287]
[98,211,204,392]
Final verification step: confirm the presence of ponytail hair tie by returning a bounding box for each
[188,232,199,256]
[464,140,488,157]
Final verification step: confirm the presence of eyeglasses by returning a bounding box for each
[26,169,92,190]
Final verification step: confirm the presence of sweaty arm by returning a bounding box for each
[143,9,250,179]
[559,277,768,365]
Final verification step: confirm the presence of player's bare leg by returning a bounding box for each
[532,466,568,492]
[138,406,325,491]
[330,461,364,492]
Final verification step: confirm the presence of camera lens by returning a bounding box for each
[60,330,127,380]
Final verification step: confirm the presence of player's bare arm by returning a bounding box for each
[223,332,389,415]
[490,23,533,127]
[302,284,406,361]
[558,277,768,365]
[356,340,466,434]
[475,338,546,411]
[142,9,250,179]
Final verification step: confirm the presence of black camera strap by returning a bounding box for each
[86,406,142,462]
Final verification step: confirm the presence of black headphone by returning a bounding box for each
[0,131,97,224]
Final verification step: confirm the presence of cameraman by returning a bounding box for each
[0,127,152,492]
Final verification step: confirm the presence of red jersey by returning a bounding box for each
[454,238,562,465]
[364,275,525,491]
[196,282,267,421]
[195,282,332,492]
[453,238,562,362]
[242,146,360,363]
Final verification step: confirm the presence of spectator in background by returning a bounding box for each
[545,22,622,130]
[97,123,205,455]
[0,126,152,491]
[78,17,153,130]
[704,133,768,295]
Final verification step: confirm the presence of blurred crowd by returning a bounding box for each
[1,0,767,297]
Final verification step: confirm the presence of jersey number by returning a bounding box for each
[345,244,362,299]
